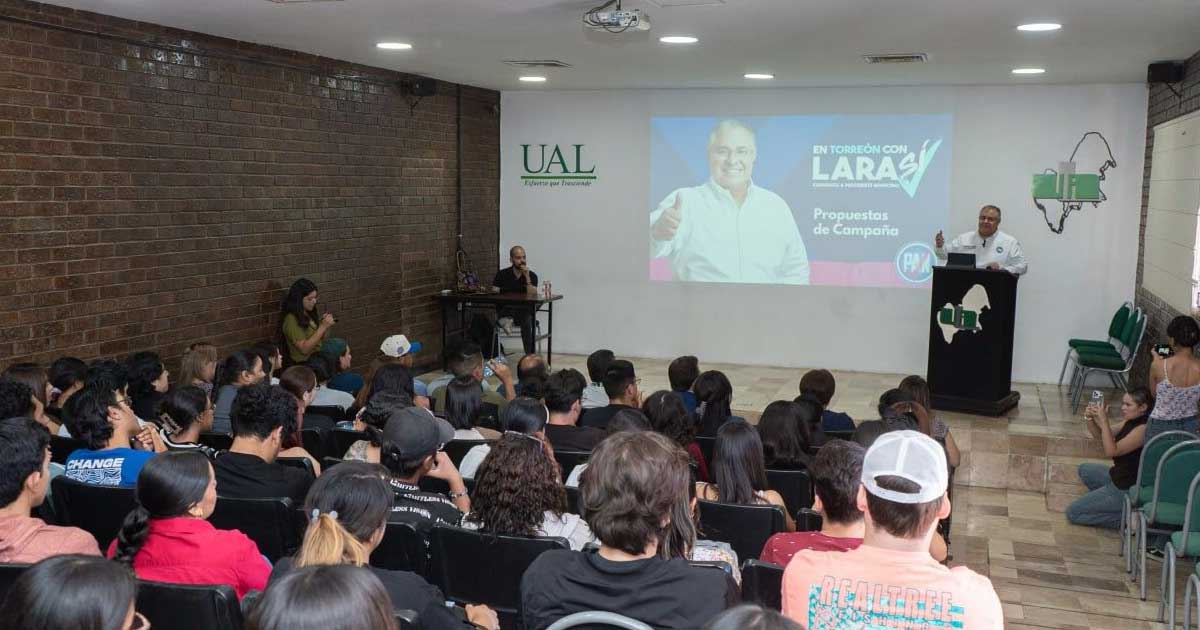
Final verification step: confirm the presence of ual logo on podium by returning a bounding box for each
[936,284,991,343]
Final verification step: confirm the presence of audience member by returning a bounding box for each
[156,385,218,458]
[793,393,828,447]
[125,351,169,423]
[1146,315,1200,439]
[378,407,469,537]
[582,348,615,409]
[668,355,701,415]
[178,341,218,398]
[694,370,741,437]
[782,431,1001,628]
[698,419,796,531]
[1067,387,1152,529]
[898,375,961,468]
[643,390,708,479]
[110,450,270,598]
[247,564,398,630]
[760,440,866,564]
[305,353,355,411]
[459,397,549,478]
[0,418,100,562]
[357,334,427,408]
[280,277,336,365]
[705,605,802,630]
[0,554,143,630]
[321,337,365,396]
[432,341,515,411]
[343,392,407,462]
[606,407,652,433]
[250,341,284,386]
[0,378,33,422]
[445,374,501,440]
[2,363,56,432]
[271,461,499,630]
[543,368,606,451]
[63,385,164,487]
[279,364,323,426]
[799,368,855,432]
[211,350,266,434]
[356,363,419,413]
[521,431,733,629]
[757,400,813,471]
[213,384,315,503]
[47,356,87,419]
[580,359,641,430]
[512,353,550,396]
[876,388,928,433]
[681,478,742,583]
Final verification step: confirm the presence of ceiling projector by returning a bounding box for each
[583,2,651,32]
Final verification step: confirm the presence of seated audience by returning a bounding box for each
[2,363,56,432]
[682,479,742,583]
[782,431,1001,627]
[305,353,355,411]
[125,351,169,423]
[0,378,34,422]
[280,277,336,365]
[0,554,143,630]
[178,341,218,398]
[213,384,315,503]
[757,400,813,471]
[799,368,855,432]
[63,385,164,487]
[465,432,594,550]
[761,440,867,564]
[580,359,641,430]
[898,375,961,468]
[643,389,708,480]
[110,450,270,599]
[156,385,218,458]
[1067,387,1152,529]
[445,374,501,440]
[697,419,796,532]
[271,461,499,630]
[543,368,606,451]
[432,341,515,411]
[793,393,828,447]
[0,418,100,562]
[354,363,420,416]
[564,407,650,488]
[378,407,469,536]
[705,605,802,630]
[359,334,427,407]
[211,350,266,434]
[511,353,550,397]
[279,365,332,431]
[321,337,364,396]
[343,392,408,462]
[459,397,550,479]
[668,355,701,415]
[520,431,734,629]
[1146,315,1200,439]
[694,370,741,437]
[582,348,615,409]
[248,564,398,630]
[46,356,87,423]
[250,341,284,387]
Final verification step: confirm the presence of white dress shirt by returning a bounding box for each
[935,229,1028,276]
[650,179,810,284]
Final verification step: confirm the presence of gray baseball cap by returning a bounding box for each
[381,406,455,461]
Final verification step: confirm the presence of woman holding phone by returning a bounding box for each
[1067,387,1152,529]
[280,278,336,365]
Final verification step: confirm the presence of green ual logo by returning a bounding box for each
[520,144,597,187]
[936,284,990,343]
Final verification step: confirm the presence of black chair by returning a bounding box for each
[694,436,716,468]
[49,435,86,465]
[209,497,299,562]
[395,610,419,630]
[321,456,344,470]
[553,450,591,479]
[302,412,337,432]
[765,468,814,519]
[428,524,569,628]
[49,476,137,549]
[696,500,786,563]
[0,563,29,605]
[276,456,316,478]
[330,428,369,459]
[137,579,243,630]
[199,432,233,451]
[371,521,429,576]
[477,402,500,431]
[445,440,491,468]
[307,405,348,424]
[300,428,327,460]
[797,507,823,532]
[565,485,581,514]
[741,560,785,611]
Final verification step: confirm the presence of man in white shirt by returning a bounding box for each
[650,120,810,285]
[934,204,1028,275]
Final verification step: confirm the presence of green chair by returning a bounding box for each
[1125,431,1199,572]
[1069,309,1146,412]
[1059,301,1132,385]
[1184,572,1200,630]
[1161,472,1200,629]
[1133,440,1200,600]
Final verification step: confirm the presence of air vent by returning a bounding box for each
[863,53,928,64]
[264,0,344,3]
[503,59,574,69]
[647,0,725,6]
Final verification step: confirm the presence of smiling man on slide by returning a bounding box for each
[650,119,810,285]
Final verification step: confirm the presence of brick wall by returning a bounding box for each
[0,0,500,372]
[1132,50,1200,383]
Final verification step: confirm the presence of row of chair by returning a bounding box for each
[1061,300,1146,413]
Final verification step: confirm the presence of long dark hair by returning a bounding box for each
[711,419,770,505]
[500,397,548,434]
[114,451,211,565]
[758,400,811,469]
[297,462,393,568]
[281,278,320,329]
[125,351,165,403]
[360,364,415,408]
[444,374,483,431]
[467,433,566,536]
[0,554,137,630]
[246,564,398,630]
[694,370,733,436]
[215,351,261,390]
[642,390,697,447]
[157,385,210,436]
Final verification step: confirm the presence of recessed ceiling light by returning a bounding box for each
[1011,67,1046,75]
[519,76,547,83]
[659,36,699,44]
[1017,23,1062,32]
[744,73,774,80]
[376,42,413,50]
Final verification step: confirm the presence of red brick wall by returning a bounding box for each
[0,0,499,371]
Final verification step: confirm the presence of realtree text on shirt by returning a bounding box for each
[934,229,1027,275]
[64,448,155,487]
[650,179,810,285]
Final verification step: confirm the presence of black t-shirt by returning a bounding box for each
[270,558,470,630]
[493,266,538,294]
[579,404,635,431]
[520,549,734,630]
[544,424,606,451]
[212,451,313,505]
[387,478,464,541]
[1109,414,1150,489]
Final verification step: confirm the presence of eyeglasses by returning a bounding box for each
[129,611,151,630]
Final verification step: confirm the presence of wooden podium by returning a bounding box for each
[926,266,1020,416]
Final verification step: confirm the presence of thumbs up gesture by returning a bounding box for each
[934,230,945,249]
[652,193,684,241]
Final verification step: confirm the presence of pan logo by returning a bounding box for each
[895,242,935,284]
[1031,131,1117,234]
[936,284,990,343]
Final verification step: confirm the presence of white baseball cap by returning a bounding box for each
[380,334,422,358]
[861,430,948,504]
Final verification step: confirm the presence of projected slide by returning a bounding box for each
[648,115,953,288]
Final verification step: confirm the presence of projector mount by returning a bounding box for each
[582,0,651,33]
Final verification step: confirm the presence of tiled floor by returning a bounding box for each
[421,353,1186,628]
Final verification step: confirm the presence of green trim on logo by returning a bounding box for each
[520,175,598,180]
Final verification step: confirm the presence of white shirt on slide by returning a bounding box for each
[935,229,1028,276]
[650,179,810,285]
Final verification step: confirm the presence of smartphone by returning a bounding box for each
[483,360,495,379]
[1154,343,1173,358]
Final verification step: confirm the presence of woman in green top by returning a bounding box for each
[280,278,336,365]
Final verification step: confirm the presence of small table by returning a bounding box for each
[435,291,563,365]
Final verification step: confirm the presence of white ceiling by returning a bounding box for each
[40,0,1200,91]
